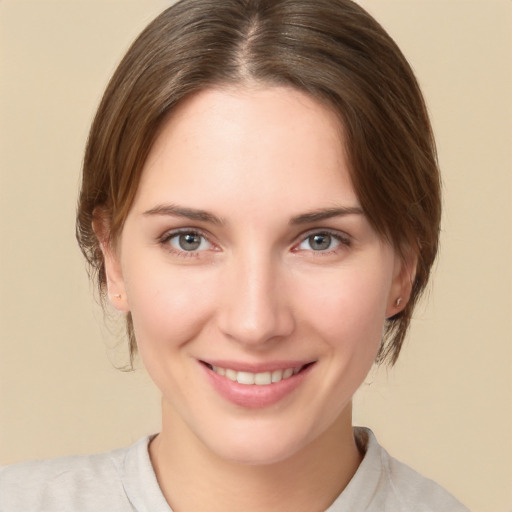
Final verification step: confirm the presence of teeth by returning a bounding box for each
[211,365,302,385]
[254,372,272,385]
[271,369,283,382]
[237,371,255,385]
[283,368,294,379]
[225,368,237,381]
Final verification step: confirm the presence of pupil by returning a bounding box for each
[310,234,331,250]
[179,233,201,251]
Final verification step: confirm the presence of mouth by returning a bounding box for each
[201,361,315,386]
[200,360,316,408]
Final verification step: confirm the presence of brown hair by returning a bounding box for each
[76,0,440,366]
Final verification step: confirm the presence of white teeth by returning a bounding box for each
[283,368,294,379]
[254,372,272,385]
[271,369,283,382]
[236,371,255,385]
[210,365,302,385]
[225,368,237,381]
[212,366,225,376]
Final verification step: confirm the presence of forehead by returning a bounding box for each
[132,85,357,215]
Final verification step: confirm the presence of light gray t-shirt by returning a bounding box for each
[0,428,469,511]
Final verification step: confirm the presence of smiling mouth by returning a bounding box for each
[202,362,315,386]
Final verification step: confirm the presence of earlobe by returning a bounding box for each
[92,211,130,312]
[386,249,417,318]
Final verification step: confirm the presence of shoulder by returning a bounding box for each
[379,444,469,511]
[354,428,471,512]
[0,438,151,512]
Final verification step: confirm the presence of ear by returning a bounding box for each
[385,247,418,318]
[92,210,130,312]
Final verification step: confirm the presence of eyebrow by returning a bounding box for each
[290,206,364,224]
[143,203,364,226]
[143,204,224,225]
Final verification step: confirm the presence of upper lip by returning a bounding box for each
[200,359,316,373]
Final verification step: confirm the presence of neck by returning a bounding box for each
[149,399,362,512]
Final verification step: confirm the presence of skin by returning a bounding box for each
[99,85,414,512]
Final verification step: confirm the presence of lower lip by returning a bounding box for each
[201,363,314,409]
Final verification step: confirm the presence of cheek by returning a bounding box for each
[295,263,392,354]
[123,259,217,349]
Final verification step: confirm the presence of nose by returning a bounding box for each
[217,251,295,347]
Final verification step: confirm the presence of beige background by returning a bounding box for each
[0,1,510,511]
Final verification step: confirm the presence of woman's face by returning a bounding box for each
[105,86,407,464]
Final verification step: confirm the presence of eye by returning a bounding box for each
[164,230,213,253]
[296,231,348,252]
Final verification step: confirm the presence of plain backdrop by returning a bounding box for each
[0,2,510,511]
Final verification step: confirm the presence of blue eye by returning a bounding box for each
[167,231,212,252]
[297,232,345,252]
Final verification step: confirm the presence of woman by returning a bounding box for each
[0,0,470,510]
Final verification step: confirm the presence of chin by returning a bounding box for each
[197,414,327,467]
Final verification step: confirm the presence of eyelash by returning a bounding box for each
[158,228,215,258]
[293,229,352,255]
[158,228,352,257]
